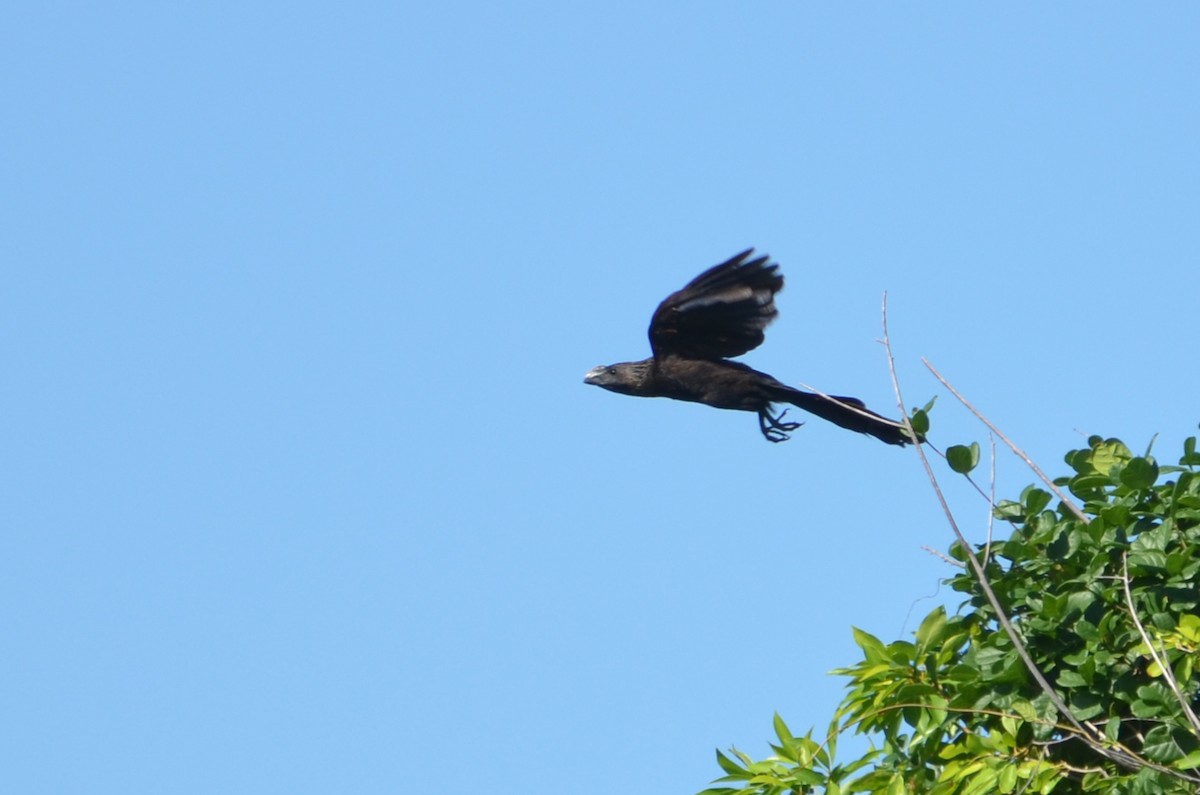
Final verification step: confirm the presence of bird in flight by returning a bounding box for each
[584,249,914,445]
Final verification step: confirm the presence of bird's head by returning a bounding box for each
[583,360,652,396]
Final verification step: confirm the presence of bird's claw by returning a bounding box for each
[759,408,803,442]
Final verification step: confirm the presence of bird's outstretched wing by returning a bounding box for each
[648,249,783,360]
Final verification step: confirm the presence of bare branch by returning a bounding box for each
[921,545,965,567]
[984,434,997,567]
[921,358,1090,525]
[879,293,1165,776]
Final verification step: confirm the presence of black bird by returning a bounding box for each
[583,249,914,445]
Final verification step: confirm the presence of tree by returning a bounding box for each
[701,427,1200,795]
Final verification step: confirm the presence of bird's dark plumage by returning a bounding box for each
[584,249,915,445]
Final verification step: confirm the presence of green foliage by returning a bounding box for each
[910,409,931,439]
[703,433,1200,795]
[946,443,980,475]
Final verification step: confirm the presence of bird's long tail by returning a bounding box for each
[773,387,915,446]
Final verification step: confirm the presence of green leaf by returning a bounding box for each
[1131,683,1175,718]
[1143,724,1190,763]
[1183,436,1200,465]
[1128,549,1168,571]
[1066,448,1094,474]
[1065,589,1096,616]
[1177,614,1200,642]
[1073,619,1100,642]
[714,749,747,776]
[910,408,930,436]
[1175,749,1200,770]
[851,627,887,663]
[1091,438,1132,475]
[938,742,970,760]
[1069,691,1104,720]
[1021,487,1052,515]
[993,499,1023,520]
[788,768,826,786]
[1056,670,1087,688]
[915,606,948,652]
[998,763,1018,794]
[1011,700,1038,722]
[1120,456,1159,489]
[945,663,980,683]
[771,713,794,745]
[959,766,999,795]
[947,442,981,474]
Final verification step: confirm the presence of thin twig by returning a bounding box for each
[921,358,1090,525]
[1058,763,1109,777]
[921,545,965,567]
[881,296,1080,726]
[879,293,1162,777]
[984,435,997,567]
[913,434,1022,534]
[1121,553,1200,737]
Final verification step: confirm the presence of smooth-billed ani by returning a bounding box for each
[583,249,914,445]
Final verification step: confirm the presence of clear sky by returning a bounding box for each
[3,3,1198,793]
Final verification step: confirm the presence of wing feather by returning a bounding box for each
[648,249,784,360]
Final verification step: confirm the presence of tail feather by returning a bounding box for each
[776,388,914,446]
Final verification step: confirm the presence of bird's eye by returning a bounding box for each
[608,367,617,375]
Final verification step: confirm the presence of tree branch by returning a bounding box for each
[920,358,1090,525]
[879,293,1161,776]
[1121,552,1200,738]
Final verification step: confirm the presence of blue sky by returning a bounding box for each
[3,3,1198,793]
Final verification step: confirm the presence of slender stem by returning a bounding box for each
[921,358,1090,525]
[1122,553,1200,737]
[879,293,1158,775]
[984,435,997,567]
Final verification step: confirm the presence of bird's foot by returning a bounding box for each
[758,408,803,442]
[768,408,803,431]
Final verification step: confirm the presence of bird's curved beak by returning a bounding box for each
[583,366,605,385]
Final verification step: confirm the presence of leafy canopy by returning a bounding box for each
[702,432,1200,795]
